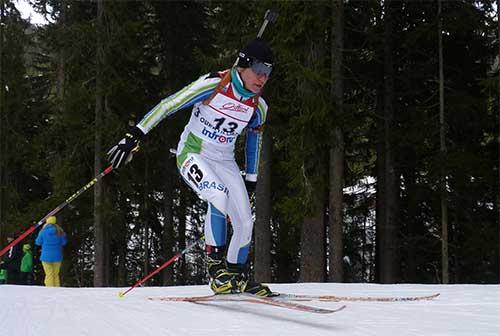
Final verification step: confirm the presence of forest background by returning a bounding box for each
[0,0,498,288]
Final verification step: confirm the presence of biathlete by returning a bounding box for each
[108,38,274,297]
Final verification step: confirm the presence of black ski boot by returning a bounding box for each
[226,262,274,297]
[206,246,240,294]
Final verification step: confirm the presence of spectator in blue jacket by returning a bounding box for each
[35,216,67,287]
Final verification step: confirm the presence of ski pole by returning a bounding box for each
[257,9,279,38]
[118,236,205,298]
[0,165,114,258]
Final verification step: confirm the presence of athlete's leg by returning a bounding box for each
[178,153,229,247]
[214,160,253,265]
[214,160,273,296]
[204,203,227,247]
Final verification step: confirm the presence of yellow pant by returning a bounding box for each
[41,262,62,287]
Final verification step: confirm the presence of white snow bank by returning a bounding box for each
[0,283,498,336]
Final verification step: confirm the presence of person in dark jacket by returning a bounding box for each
[0,234,23,284]
[35,216,67,287]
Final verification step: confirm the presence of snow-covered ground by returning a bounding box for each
[0,283,498,336]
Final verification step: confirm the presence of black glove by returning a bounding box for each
[107,127,144,169]
[245,180,257,194]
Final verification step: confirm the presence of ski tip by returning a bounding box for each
[319,304,347,314]
[118,291,124,298]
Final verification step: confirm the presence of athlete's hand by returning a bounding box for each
[107,127,144,169]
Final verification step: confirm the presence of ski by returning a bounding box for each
[239,294,346,314]
[275,292,440,302]
[148,294,346,314]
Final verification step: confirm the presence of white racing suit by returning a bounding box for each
[136,70,267,265]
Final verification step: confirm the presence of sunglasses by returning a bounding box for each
[250,61,273,77]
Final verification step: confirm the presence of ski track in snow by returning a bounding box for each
[0,283,498,336]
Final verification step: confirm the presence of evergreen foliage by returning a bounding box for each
[0,0,497,287]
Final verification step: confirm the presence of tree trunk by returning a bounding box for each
[329,0,345,283]
[376,0,400,284]
[276,225,297,283]
[0,0,5,241]
[143,156,150,282]
[162,173,174,285]
[375,87,385,284]
[299,30,327,283]
[117,191,127,287]
[497,0,500,283]
[438,0,449,284]
[93,0,106,287]
[254,129,272,282]
[300,191,326,282]
[177,194,187,284]
[402,170,418,282]
[56,0,66,109]
[496,0,500,285]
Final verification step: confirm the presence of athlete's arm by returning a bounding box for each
[244,99,268,181]
[136,73,221,134]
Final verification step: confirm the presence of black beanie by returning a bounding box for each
[237,38,273,67]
